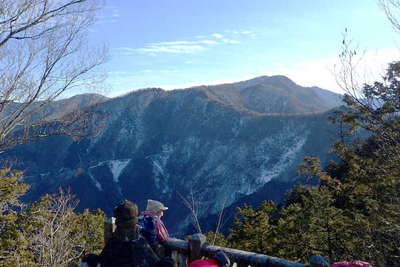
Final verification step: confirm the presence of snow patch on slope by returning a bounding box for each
[149,144,174,195]
[258,134,308,184]
[185,125,310,216]
[87,159,131,192]
[88,171,103,191]
[107,159,131,183]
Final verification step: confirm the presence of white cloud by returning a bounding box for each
[115,47,136,55]
[212,33,224,39]
[226,30,256,38]
[111,9,120,18]
[117,44,206,55]
[97,5,120,24]
[119,30,251,56]
[151,41,192,45]
[107,71,129,76]
[271,48,400,93]
[222,39,240,44]
[200,40,219,45]
[136,44,206,54]
[240,30,253,35]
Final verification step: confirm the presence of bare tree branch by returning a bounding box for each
[0,0,107,152]
[212,196,227,246]
[379,0,400,33]
[177,190,203,233]
[28,188,83,267]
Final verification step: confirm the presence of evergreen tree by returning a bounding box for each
[229,201,277,255]
[0,178,105,266]
[227,62,400,266]
[0,169,33,265]
[79,208,106,256]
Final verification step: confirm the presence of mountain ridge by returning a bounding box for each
[1,74,343,234]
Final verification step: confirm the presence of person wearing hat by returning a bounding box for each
[139,199,169,247]
[112,199,140,240]
[188,251,231,267]
[98,200,169,267]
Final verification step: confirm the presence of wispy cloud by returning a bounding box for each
[200,40,219,45]
[137,44,206,54]
[212,32,240,44]
[222,39,240,44]
[212,33,224,39]
[97,5,120,24]
[111,8,120,18]
[119,31,246,56]
[227,30,257,38]
[272,48,400,93]
[151,41,193,45]
[115,47,137,55]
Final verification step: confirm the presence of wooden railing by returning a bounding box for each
[164,234,310,267]
[104,219,327,267]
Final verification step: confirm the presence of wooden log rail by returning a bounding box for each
[164,234,311,267]
[104,218,327,267]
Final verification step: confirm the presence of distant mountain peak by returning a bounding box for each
[4,75,340,234]
[178,75,343,115]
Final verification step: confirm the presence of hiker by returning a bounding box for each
[98,200,173,267]
[188,251,230,267]
[138,199,169,251]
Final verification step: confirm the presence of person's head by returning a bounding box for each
[211,251,230,267]
[113,200,138,226]
[146,199,168,217]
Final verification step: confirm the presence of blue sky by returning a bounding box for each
[89,0,400,97]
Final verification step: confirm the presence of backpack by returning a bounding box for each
[100,237,159,267]
[138,214,158,245]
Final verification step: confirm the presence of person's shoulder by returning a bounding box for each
[131,237,159,256]
[131,236,151,247]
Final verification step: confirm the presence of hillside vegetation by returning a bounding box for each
[0,62,399,266]
[209,61,400,266]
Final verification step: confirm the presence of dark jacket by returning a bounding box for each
[99,236,160,267]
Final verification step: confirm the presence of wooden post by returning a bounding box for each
[171,250,179,267]
[104,217,116,244]
[178,253,187,267]
[189,233,207,263]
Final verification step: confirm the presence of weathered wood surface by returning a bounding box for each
[104,215,310,267]
[189,233,207,263]
[164,236,308,267]
[104,217,116,243]
[178,253,188,267]
[203,245,308,267]
[170,245,188,267]
[164,238,189,255]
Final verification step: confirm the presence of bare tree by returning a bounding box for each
[177,189,228,245]
[0,0,107,152]
[28,189,83,267]
[380,0,400,33]
[336,0,400,103]
[177,190,203,233]
[332,1,400,167]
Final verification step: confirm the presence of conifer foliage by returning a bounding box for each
[0,172,105,266]
[224,62,400,266]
